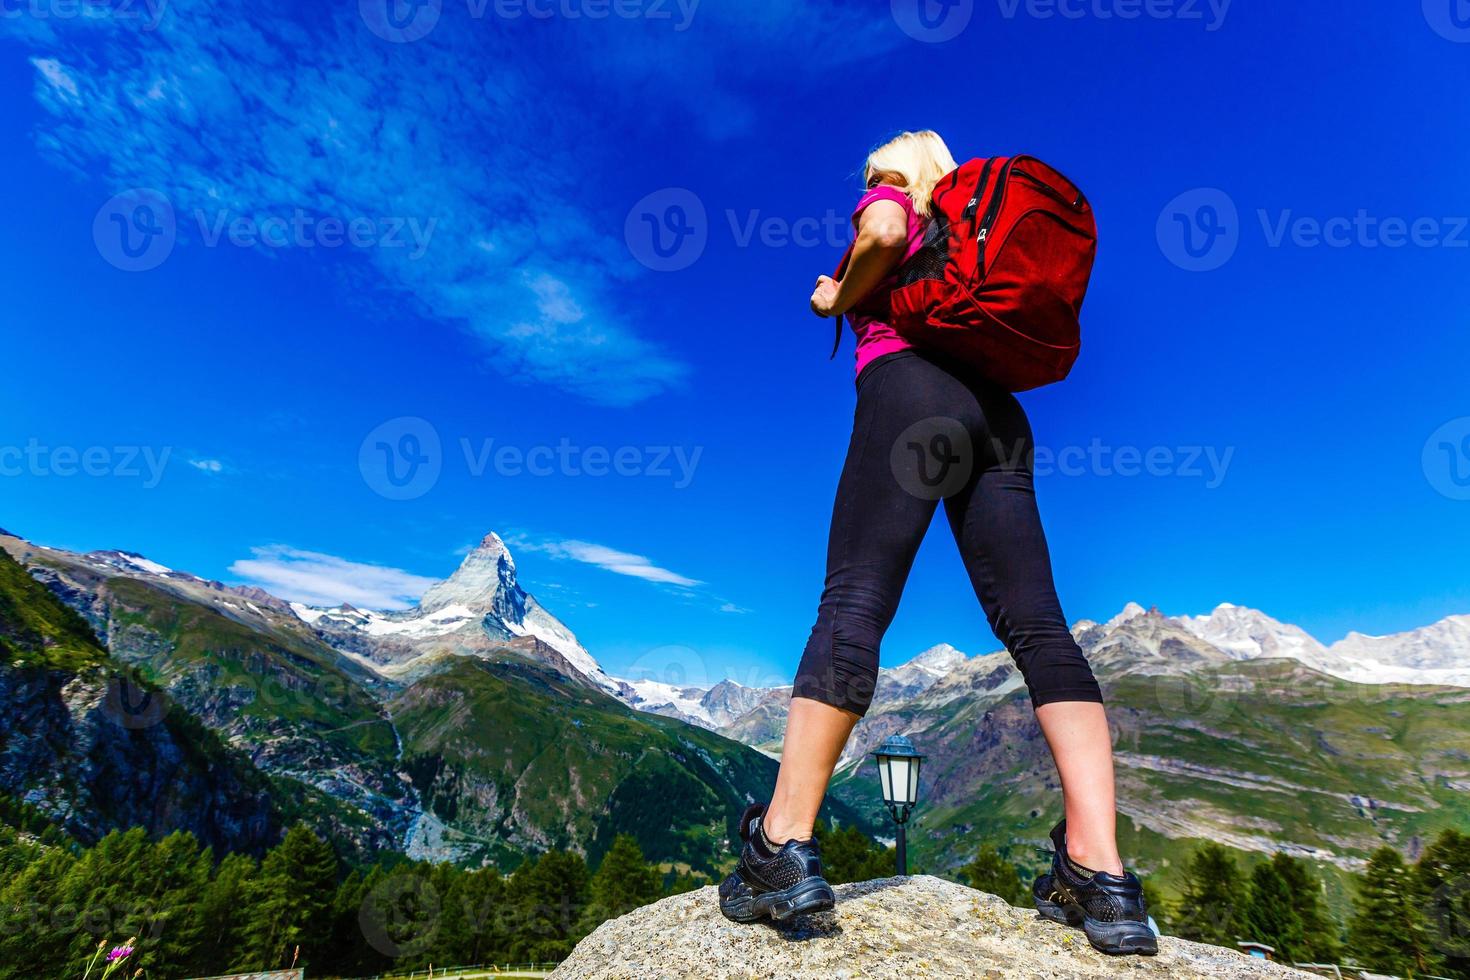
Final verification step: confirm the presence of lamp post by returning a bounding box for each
[872,734,924,876]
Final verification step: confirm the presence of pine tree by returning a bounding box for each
[0,846,76,980]
[1242,858,1305,962]
[141,831,213,975]
[586,835,661,927]
[234,824,339,972]
[957,845,1027,906]
[439,865,509,967]
[1174,842,1246,946]
[1415,828,1470,978]
[509,850,590,963]
[190,852,256,977]
[1350,845,1437,976]
[814,822,896,884]
[1270,853,1340,964]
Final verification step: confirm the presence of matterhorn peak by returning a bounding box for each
[418,530,525,620]
[472,531,512,557]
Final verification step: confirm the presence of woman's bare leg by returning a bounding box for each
[1035,700,1124,876]
[762,697,860,844]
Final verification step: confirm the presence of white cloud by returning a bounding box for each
[189,458,225,473]
[29,57,79,103]
[229,545,437,610]
[9,3,690,405]
[7,2,897,404]
[513,536,701,587]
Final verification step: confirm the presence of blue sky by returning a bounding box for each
[2,0,1468,687]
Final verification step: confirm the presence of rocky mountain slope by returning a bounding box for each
[0,529,864,871]
[6,519,1465,902]
[552,875,1311,979]
[0,548,279,855]
[633,602,1470,912]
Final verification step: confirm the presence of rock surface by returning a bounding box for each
[551,875,1315,980]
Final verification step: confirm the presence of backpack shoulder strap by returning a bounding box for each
[829,243,853,360]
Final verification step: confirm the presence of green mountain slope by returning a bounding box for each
[0,544,106,671]
[0,548,280,854]
[1,532,876,871]
[393,654,867,873]
[4,537,411,856]
[831,656,1470,918]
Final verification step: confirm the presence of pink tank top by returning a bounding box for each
[847,185,928,378]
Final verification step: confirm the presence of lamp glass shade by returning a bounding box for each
[873,734,925,808]
[887,756,912,806]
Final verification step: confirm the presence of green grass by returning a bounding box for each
[0,549,108,672]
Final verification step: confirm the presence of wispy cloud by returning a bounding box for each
[229,545,437,610]
[188,458,225,474]
[6,1,896,404]
[516,537,702,587]
[7,3,694,405]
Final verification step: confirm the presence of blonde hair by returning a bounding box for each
[864,130,959,218]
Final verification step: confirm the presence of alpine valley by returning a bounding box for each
[2,526,1468,913]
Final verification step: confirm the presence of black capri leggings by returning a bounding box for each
[793,350,1102,716]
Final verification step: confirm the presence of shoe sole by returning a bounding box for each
[1035,892,1158,956]
[720,874,836,924]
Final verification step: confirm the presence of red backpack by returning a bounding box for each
[834,155,1096,392]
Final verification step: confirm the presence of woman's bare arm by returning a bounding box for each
[811,198,910,318]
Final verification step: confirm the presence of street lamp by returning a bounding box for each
[872,734,924,876]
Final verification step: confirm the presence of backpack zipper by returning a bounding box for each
[961,158,997,224]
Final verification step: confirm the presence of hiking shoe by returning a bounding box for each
[718,803,835,924]
[1035,820,1157,956]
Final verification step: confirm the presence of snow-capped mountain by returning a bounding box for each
[1179,602,1339,669]
[1330,615,1470,676]
[1181,602,1470,688]
[875,642,969,703]
[660,602,1470,749]
[293,532,618,693]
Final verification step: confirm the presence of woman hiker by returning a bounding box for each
[717,130,1156,957]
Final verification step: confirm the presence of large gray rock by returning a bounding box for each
[552,875,1315,979]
